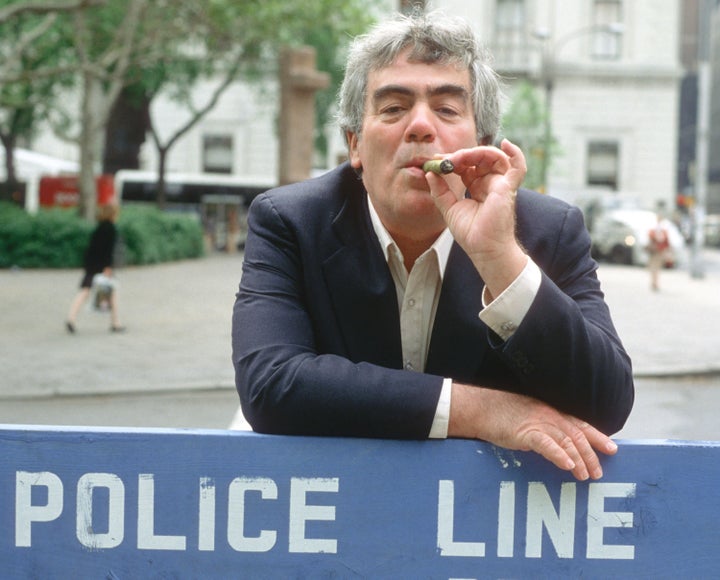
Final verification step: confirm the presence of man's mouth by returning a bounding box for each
[406,157,433,170]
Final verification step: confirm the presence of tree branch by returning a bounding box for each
[151,52,245,154]
[0,0,105,24]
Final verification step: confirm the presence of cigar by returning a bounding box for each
[422,158,454,174]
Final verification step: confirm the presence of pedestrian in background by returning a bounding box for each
[66,203,125,333]
[647,209,670,291]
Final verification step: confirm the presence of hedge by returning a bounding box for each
[0,202,205,269]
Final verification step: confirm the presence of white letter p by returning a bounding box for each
[15,471,64,547]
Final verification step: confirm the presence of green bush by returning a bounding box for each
[0,202,204,269]
[118,205,205,265]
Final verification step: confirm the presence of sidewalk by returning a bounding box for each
[1,249,719,401]
[0,253,242,400]
[598,249,720,378]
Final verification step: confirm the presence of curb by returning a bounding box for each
[0,382,236,402]
[633,368,720,380]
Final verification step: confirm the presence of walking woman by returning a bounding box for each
[66,203,125,333]
[647,211,670,292]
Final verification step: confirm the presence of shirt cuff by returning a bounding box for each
[478,258,542,341]
[429,378,452,439]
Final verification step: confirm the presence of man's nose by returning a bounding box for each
[404,104,437,143]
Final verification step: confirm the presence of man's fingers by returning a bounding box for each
[576,419,619,456]
[450,146,511,175]
[524,422,612,481]
[500,139,527,170]
[567,426,603,480]
[425,171,459,216]
[523,429,578,474]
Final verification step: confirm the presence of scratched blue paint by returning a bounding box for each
[1,425,719,579]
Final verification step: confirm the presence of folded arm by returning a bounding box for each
[232,193,444,439]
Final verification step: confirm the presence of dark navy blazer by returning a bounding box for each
[232,162,634,438]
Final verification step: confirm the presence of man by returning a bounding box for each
[232,12,634,481]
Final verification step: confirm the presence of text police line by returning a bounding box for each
[15,471,635,559]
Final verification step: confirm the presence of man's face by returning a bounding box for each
[347,50,479,240]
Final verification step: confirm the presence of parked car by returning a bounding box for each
[590,208,686,267]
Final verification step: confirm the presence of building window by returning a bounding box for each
[592,0,622,59]
[587,141,619,190]
[203,135,233,174]
[494,0,527,68]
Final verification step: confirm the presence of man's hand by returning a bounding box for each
[449,383,618,481]
[426,140,528,299]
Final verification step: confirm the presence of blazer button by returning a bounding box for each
[511,351,534,374]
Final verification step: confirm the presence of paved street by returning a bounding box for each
[1,247,719,440]
[617,374,720,441]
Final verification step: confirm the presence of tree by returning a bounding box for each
[502,80,558,192]
[0,0,102,24]
[138,0,251,207]
[68,0,152,220]
[0,15,57,190]
[296,1,379,166]
[0,0,94,198]
[136,0,376,206]
[2,0,377,217]
[44,0,219,218]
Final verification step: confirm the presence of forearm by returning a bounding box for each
[495,276,633,434]
[234,344,443,439]
[234,192,446,439]
[499,202,634,433]
[472,252,632,434]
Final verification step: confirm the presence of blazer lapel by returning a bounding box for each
[321,190,403,369]
[426,243,489,382]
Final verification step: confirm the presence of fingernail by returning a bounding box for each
[606,440,618,453]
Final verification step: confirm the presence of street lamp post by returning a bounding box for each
[690,0,714,279]
[534,23,624,194]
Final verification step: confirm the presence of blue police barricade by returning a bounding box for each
[2,425,718,578]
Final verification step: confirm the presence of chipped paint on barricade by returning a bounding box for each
[491,446,523,469]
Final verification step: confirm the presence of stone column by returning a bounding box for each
[278,46,330,185]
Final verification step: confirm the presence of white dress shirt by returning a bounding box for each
[367,196,542,438]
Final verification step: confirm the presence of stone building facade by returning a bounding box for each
[426,0,682,211]
[29,0,686,214]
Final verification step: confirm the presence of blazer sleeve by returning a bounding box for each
[501,201,634,434]
[232,192,443,439]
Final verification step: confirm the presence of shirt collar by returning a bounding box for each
[367,195,453,279]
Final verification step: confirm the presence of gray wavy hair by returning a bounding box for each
[337,11,503,146]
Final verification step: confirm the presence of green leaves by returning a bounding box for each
[0,202,204,268]
[501,81,559,191]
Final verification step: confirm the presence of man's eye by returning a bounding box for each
[380,105,404,115]
[436,106,460,117]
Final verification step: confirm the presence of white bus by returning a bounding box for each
[114,170,276,209]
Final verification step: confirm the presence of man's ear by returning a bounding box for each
[346,131,362,170]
